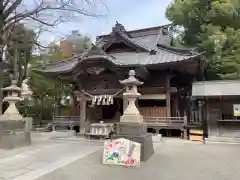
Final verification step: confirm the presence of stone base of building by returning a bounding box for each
[114,122,154,161]
[0,118,32,149]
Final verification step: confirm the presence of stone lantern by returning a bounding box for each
[1,80,23,120]
[119,70,143,123]
[114,70,154,161]
[0,79,32,149]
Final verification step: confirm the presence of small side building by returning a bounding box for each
[192,80,240,141]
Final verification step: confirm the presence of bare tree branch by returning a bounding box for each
[3,0,22,20]
[0,0,107,62]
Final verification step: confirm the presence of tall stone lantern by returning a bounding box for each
[2,80,23,120]
[0,78,33,149]
[120,70,143,123]
[114,70,154,161]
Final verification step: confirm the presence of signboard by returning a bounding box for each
[102,138,141,167]
[233,104,240,116]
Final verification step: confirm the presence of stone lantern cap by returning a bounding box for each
[119,70,143,86]
[3,81,21,92]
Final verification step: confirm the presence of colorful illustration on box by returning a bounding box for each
[102,138,141,167]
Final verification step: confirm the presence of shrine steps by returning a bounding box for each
[205,136,240,144]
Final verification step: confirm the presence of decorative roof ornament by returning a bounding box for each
[86,67,105,75]
[112,21,126,33]
[162,26,169,35]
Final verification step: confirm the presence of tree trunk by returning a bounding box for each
[0,68,3,115]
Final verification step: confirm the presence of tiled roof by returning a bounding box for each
[38,23,199,74]
[109,50,197,66]
[116,32,150,52]
[97,24,172,51]
[42,49,198,73]
[42,54,83,73]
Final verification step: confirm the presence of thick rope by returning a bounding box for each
[80,87,125,98]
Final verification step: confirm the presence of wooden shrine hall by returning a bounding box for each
[36,22,202,137]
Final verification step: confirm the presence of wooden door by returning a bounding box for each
[208,109,221,137]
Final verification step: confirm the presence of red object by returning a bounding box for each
[108,144,113,148]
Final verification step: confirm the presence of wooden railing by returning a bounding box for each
[189,112,202,125]
[218,119,240,122]
[52,116,80,125]
[43,116,81,131]
[144,116,187,125]
[53,116,80,121]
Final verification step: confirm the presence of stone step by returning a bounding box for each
[205,136,240,144]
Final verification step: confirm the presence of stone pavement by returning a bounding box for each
[37,138,240,180]
[0,132,102,180]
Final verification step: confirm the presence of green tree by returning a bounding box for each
[166,0,240,80]
[0,24,36,114]
[25,49,68,123]
[24,36,90,124]
[7,24,36,84]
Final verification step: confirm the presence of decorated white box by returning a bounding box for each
[102,138,141,167]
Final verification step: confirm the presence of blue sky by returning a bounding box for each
[39,0,172,44]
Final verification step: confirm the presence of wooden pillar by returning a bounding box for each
[204,98,209,138]
[175,95,179,117]
[0,68,3,115]
[79,92,86,134]
[73,91,80,116]
[165,76,171,117]
[72,94,77,116]
[183,116,188,139]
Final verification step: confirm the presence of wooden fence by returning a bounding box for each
[144,116,187,126]
[139,107,167,117]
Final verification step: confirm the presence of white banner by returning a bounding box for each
[233,104,240,116]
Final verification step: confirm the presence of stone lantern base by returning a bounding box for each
[113,122,154,161]
[120,114,144,123]
[0,117,32,149]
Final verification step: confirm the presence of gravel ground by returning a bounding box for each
[36,138,240,180]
